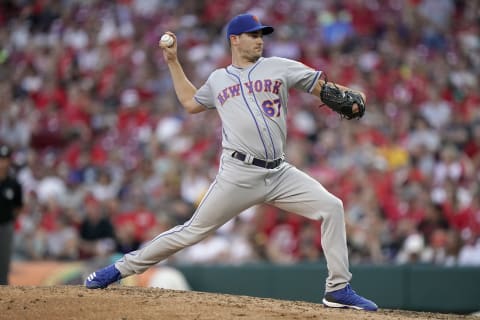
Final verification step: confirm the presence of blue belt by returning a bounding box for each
[231,151,283,169]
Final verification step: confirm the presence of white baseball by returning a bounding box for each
[160,34,174,47]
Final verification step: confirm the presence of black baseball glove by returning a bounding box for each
[320,81,365,120]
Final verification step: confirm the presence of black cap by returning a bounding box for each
[0,145,12,158]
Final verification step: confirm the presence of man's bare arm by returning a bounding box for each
[160,32,205,114]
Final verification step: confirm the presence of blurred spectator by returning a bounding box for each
[114,221,141,254]
[265,211,298,264]
[420,87,452,129]
[395,232,425,264]
[78,197,116,259]
[45,214,78,260]
[417,202,449,242]
[35,166,67,204]
[114,193,157,244]
[89,168,120,202]
[458,233,480,266]
[420,228,462,265]
[297,221,322,262]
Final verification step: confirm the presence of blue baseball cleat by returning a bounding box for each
[85,264,122,289]
[323,284,378,311]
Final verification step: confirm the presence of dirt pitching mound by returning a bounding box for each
[0,286,476,320]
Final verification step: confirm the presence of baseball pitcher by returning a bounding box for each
[85,13,377,311]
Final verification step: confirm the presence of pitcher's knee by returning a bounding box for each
[320,196,344,220]
[332,197,344,213]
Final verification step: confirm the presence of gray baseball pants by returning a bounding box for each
[116,150,351,292]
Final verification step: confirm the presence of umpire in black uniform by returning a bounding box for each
[0,145,23,285]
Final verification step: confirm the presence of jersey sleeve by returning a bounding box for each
[194,74,216,109]
[283,58,321,93]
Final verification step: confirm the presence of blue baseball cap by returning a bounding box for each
[226,14,274,41]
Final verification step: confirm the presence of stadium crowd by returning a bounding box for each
[1,0,480,266]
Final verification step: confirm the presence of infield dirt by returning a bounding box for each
[0,286,477,320]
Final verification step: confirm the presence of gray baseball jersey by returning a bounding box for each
[194,56,320,160]
[115,56,352,292]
